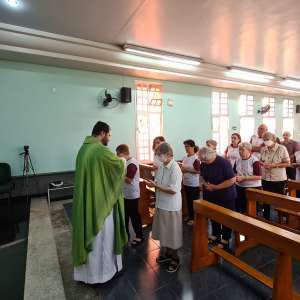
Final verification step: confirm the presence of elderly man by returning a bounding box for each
[281,131,299,180]
[72,121,127,284]
[250,124,268,159]
[198,147,236,250]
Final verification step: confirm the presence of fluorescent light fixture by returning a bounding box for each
[123,44,201,66]
[280,79,300,89]
[7,0,19,7]
[225,67,274,83]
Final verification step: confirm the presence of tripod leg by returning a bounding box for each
[28,155,36,175]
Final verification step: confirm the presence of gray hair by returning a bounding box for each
[283,131,291,137]
[206,139,217,147]
[198,146,216,161]
[238,142,252,151]
[156,142,173,156]
[262,132,276,141]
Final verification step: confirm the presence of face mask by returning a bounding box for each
[264,140,274,147]
[158,154,168,163]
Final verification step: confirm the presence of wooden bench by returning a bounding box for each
[235,188,300,256]
[192,199,300,300]
[276,180,300,228]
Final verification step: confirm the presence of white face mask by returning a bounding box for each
[158,154,168,163]
[264,140,274,147]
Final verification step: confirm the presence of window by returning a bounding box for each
[136,82,163,161]
[282,99,294,137]
[239,94,255,142]
[262,97,276,133]
[211,91,229,153]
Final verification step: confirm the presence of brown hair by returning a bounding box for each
[152,136,165,150]
[231,133,241,144]
[116,144,129,154]
[183,139,198,153]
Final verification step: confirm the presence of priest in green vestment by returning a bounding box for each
[72,121,128,284]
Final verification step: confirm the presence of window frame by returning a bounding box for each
[135,82,163,161]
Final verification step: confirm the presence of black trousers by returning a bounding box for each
[124,198,143,239]
[208,197,235,242]
[184,185,200,220]
[236,185,248,214]
[286,167,296,180]
[236,186,262,213]
[262,180,286,220]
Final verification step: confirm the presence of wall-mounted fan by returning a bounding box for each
[257,104,270,114]
[99,89,119,109]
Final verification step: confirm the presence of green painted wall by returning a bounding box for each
[0,60,299,176]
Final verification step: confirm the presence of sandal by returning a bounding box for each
[166,259,180,273]
[156,255,172,264]
[208,235,220,245]
[131,238,144,246]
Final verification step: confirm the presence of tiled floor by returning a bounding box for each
[50,200,300,300]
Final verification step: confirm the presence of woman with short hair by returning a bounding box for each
[181,139,201,225]
[260,132,290,220]
[225,133,241,168]
[145,143,182,273]
[198,147,236,250]
[234,142,262,213]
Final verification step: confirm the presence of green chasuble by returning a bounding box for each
[72,136,128,266]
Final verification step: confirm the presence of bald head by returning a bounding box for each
[257,124,268,138]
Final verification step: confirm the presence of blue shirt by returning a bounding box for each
[200,155,236,208]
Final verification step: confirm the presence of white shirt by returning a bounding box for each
[250,135,264,159]
[155,159,182,211]
[261,143,290,181]
[225,145,240,167]
[123,157,140,199]
[235,156,261,187]
[182,154,200,187]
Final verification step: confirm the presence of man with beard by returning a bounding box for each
[72,121,127,284]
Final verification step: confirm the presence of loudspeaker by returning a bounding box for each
[120,87,132,103]
[296,104,300,113]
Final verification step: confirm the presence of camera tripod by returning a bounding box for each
[19,146,36,203]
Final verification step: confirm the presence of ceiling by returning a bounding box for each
[1,0,300,94]
[1,0,300,77]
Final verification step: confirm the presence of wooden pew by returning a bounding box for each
[139,163,156,225]
[235,188,300,256]
[192,199,300,300]
[276,180,300,228]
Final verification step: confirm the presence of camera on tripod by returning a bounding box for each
[20,145,30,156]
[19,145,36,177]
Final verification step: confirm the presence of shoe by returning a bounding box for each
[187,220,194,226]
[131,238,144,246]
[156,255,172,264]
[208,235,220,245]
[166,259,180,273]
[217,239,230,251]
